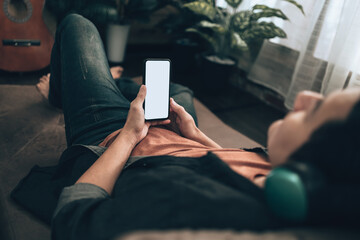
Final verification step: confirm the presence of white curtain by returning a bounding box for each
[245,0,360,109]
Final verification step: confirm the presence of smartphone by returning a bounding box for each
[143,58,171,121]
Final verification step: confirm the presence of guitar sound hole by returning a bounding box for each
[9,0,28,18]
[3,0,33,23]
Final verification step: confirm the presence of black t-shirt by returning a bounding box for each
[12,145,282,240]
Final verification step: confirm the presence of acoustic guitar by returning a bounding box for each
[0,0,54,72]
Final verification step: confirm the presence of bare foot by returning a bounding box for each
[36,73,50,100]
[110,66,124,79]
[36,66,123,100]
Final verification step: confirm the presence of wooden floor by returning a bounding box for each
[0,44,285,146]
[195,88,285,146]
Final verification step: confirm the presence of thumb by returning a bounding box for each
[134,85,146,104]
[170,98,185,114]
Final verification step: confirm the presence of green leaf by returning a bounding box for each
[230,10,251,32]
[282,0,304,15]
[225,0,243,9]
[198,20,226,34]
[183,1,216,21]
[252,4,268,10]
[186,28,218,50]
[241,22,287,41]
[252,5,288,20]
[201,0,215,7]
[231,32,248,50]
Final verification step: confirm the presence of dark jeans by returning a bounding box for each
[48,14,197,147]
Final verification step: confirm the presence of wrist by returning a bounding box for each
[187,127,201,141]
[188,128,221,148]
[118,128,139,147]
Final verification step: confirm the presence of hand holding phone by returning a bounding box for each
[143,59,171,121]
[123,85,171,145]
[169,98,198,139]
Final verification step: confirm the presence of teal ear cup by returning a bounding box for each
[265,167,308,222]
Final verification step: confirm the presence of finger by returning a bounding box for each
[293,91,323,111]
[133,85,146,105]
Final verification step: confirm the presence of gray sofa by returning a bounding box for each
[0,85,359,240]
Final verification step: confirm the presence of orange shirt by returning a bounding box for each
[99,126,271,182]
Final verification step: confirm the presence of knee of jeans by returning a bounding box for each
[60,13,83,27]
[59,13,95,33]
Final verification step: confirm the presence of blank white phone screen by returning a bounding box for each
[144,60,170,120]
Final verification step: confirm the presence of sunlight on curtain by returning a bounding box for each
[245,0,360,109]
[321,0,360,94]
[247,0,325,107]
[270,0,311,51]
[284,0,328,108]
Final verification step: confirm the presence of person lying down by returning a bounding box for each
[12,13,360,240]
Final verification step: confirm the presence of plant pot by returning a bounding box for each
[106,23,130,63]
[198,53,236,92]
[247,39,264,61]
[172,38,201,75]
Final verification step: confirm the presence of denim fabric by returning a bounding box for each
[48,14,197,147]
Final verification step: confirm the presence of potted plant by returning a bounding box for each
[183,0,304,88]
[105,0,165,63]
[157,0,207,75]
[106,0,131,63]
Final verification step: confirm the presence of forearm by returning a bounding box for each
[190,128,222,148]
[76,130,137,195]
